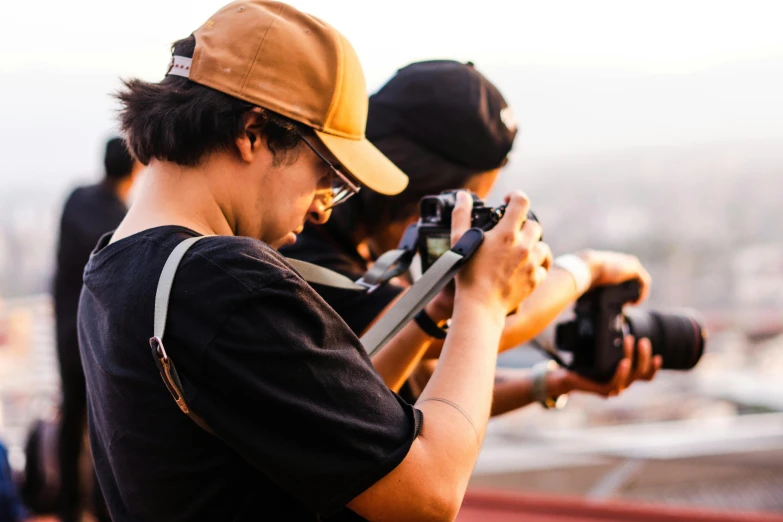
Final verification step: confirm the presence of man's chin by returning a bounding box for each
[270,232,297,249]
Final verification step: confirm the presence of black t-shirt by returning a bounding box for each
[280,224,423,403]
[78,226,420,522]
[53,182,126,369]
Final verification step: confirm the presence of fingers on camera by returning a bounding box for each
[520,218,543,246]
[499,191,531,233]
[623,335,635,360]
[639,340,661,380]
[635,339,652,378]
[607,359,631,396]
[534,266,548,286]
[450,190,474,245]
[650,355,663,379]
[533,242,552,270]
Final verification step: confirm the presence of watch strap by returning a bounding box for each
[413,309,448,339]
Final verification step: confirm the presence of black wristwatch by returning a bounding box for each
[413,309,448,339]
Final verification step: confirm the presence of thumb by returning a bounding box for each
[451,191,473,246]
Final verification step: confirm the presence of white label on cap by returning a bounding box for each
[167,56,192,79]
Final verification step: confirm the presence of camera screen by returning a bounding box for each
[425,236,451,265]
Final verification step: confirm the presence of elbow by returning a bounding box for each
[439,492,462,522]
[415,485,462,522]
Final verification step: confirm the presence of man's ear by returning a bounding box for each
[236,108,265,164]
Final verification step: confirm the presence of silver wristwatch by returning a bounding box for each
[531,360,569,410]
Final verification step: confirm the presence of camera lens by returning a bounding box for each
[624,308,706,370]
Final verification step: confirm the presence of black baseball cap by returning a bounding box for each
[366,60,518,172]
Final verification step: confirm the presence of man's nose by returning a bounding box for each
[307,198,331,225]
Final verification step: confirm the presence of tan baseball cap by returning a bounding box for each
[166,0,408,195]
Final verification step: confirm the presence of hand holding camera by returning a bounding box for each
[450,190,552,317]
[576,249,652,304]
[547,334,662,398]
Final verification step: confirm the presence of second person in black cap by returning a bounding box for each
[281,60,662,411]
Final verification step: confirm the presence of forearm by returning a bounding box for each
[349,296,507,521]
[490,370,535,416]
[491,368,575,416]
[416,293,505,453]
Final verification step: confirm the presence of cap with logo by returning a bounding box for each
[366,60,517,174]
[166,0,408,196]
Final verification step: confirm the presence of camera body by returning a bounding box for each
[555,279,706,382]
[417,190,538,271]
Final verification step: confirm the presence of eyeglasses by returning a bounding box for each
[298,133,361,210]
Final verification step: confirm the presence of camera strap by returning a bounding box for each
[150,236,215,435]
[360,228,485,357]
[354,223,420,291]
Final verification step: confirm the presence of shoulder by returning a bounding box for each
[183,234,306,294]
[62,184,90,210]
[62,183,110,213]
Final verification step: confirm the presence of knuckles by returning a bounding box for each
[508,191,530,207]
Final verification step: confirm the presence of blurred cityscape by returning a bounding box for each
[490,139,783,514]
[1,138,782,515]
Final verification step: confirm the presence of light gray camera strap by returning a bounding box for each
[287,259,369,290]
[150,237,214,434]
[360,228,485,356]
[360,250,462,356]
[353,222,420,292]
[354,248,413,291]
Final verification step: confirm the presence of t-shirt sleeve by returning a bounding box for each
[311,281,405,335]
[189,274,420,517]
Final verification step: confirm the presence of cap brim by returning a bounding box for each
[315,130,409,195]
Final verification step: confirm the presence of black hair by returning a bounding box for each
[325,135,483,239]
[115,35,303,167]
[103,137,136,180]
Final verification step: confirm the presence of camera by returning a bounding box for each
[417,190,539,271]
[555,279,706,383]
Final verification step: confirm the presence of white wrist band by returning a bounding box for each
[553,254,592,295]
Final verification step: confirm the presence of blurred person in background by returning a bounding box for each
[282,60,662,412]
[52,136,142,522]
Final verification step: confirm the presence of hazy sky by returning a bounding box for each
[1,0,782,194]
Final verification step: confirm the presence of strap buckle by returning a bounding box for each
[149,336,189,412]
[150,336,167,361]
[354,278,380,293]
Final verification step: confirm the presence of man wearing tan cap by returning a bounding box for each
[77,2,550,521]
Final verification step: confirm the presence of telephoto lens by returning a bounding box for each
[624,308,706,370]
